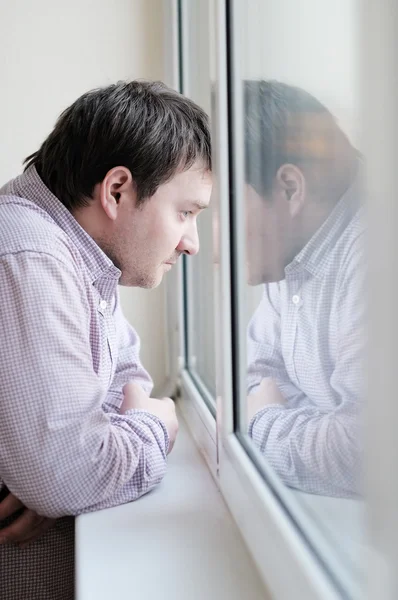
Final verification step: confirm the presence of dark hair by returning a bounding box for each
[24,80,211,210]
[244,80,357,198]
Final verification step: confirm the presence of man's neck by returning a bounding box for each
[288,159,358,264]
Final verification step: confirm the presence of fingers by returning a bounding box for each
[18,518,56,548]
[165,403,178,455]
[122,382,147,398]
[0,509,45,545]
[122,382,140,395]
[247,379,285,422]
[257,377,274,393]
[0,493,24,521]
[167,438,175,455]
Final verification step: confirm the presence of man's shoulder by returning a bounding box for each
[0,194,80,268]
[337,207,365,275]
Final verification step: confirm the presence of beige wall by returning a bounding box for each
[0,0,168,394]
[237,0,361,320]
[240,0,360,144]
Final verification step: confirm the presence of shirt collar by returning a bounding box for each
[1,166,121,285]
[285,162,364,279]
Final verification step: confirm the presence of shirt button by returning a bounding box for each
[99,300,107,310]
[292,295,300,305]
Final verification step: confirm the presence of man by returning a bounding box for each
[0,80,212,599]
[244,81,364,498]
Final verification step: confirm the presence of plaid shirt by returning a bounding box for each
[247,169,365,498]
[0,166,169,598]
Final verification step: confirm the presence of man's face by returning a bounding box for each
[245,182,295,285]
[112,163,212,288]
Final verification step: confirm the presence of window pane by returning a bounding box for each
[231,0,365,590]
[181,0,216,400]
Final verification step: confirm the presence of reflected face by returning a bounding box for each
[245,183,294,285]
[110,164,213,287]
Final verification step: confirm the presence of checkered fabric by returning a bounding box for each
[247,167,365,498]
[0,490,74,600]
[0,167,170,599]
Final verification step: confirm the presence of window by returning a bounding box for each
[228,0,365,594]
[180,0,217,407]
[169,0,398,598]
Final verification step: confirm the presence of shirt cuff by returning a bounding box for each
[248,404,286,437]
[124,408,170,454]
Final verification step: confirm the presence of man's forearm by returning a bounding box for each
[249,404,360,497]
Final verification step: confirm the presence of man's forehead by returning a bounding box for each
[181,168,212,196]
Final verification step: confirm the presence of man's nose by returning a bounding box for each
[178,224,200,256]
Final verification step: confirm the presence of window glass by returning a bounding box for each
[181,0,216,401]
[230,0,366,590]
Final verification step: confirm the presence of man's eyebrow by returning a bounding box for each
[190,200,209,210]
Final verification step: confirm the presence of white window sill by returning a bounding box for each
[178,371,360,599]
[75,410,269,600]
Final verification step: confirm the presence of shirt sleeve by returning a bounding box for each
[247,254,364,497]
[0,251,168,517]
[101,290,154,415]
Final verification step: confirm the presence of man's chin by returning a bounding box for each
[247,268,285,286]
[144,268,166,289]
[247,269,265,287]
[118,270,161,289]
[141,274,163,289]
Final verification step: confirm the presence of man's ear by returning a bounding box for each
[99,166,134,221]
[275,164,306,218]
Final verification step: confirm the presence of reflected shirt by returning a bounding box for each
[0,166,169,518]
[247,172,364,497]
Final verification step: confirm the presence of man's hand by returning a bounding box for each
[247,377,285,422]
[0,491,55,548]
[120,383,179,454]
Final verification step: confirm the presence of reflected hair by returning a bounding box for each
[243,80,357,198]
[24,80,211,211]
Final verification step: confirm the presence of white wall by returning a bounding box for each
[0,0,168,394]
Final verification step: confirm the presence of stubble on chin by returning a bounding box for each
[119,267,162,289]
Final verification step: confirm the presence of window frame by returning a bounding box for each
[361,0,398,597]
[211,2,355,597]
[163,0,218,478]
[163,0,395,598]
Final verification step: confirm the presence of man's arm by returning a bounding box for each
[0,252,172,518]
[247,255,364,498]
[101,290,153,415]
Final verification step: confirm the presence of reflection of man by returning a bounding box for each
[0,80,212,599]
[245,81,364,498]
